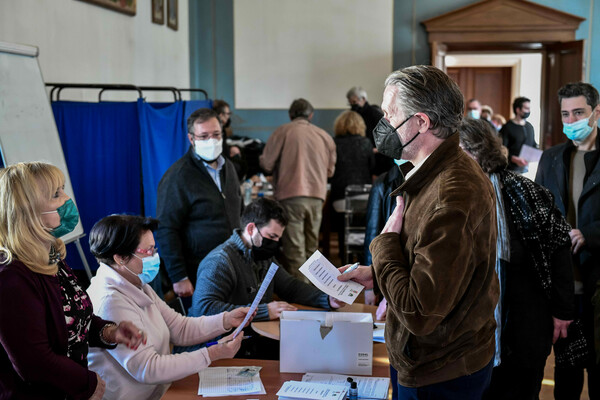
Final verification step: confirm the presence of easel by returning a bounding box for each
[64,234,93,280]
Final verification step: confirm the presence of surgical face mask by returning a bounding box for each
[251,226,279,261]
[467,109,480,119]
[563,115,594,142]
[194,138,223,162]
[372,115,417,160]
[394,159,408,166]
[41,198,79,238]
[521,111,531,119]
[128,253,161,285]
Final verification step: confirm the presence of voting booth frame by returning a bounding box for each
[0,41,213,280]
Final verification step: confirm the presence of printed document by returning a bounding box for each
[277,381,347,400]
[232,262,278,338]
[198,367,265,397]
[302,373,390,399]
[299,250,364,304]
[519,144,542,163]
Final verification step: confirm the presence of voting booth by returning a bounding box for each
[280,311,373,375]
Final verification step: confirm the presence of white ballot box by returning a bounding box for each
[280,311,373,375]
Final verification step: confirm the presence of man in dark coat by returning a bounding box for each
[156,108,241,300]
[535,82,600,399]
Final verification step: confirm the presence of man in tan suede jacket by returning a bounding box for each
[339,65,498,399]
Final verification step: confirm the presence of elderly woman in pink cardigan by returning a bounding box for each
[86,214,252,400]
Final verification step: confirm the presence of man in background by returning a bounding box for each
[500,96,537,173]
[259,98,336,278]
[347,86,393,175]
[535,82,600,399]
[156,108,241,301]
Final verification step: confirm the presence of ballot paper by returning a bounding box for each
[277,381,347,400]
[373,323,385,343]
[302,373,390,400]
[299,250,364,304]
[232,262,278,338]
[519,144,543,163]
[197,367,266,397]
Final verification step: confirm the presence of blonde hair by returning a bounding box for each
[334,110,366,137]
[0,162,67,275]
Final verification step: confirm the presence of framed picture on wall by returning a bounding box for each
[167,0,178,31]
[76,0,136,16]
[152,0,164,24]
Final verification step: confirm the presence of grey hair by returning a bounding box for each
[288,98,314,120]
[384,65,464,139]
[346,86,368,101]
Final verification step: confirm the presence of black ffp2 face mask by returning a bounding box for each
[372,114,417,160]
[251,226,279,261]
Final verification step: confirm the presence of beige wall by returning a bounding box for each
[0,0,189,102]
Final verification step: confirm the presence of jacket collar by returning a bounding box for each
[93,263,154,308]
[392,133,461,196]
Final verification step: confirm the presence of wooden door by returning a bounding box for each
[447,66,512,120]
[541,40,584,149]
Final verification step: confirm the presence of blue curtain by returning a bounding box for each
[51,99,214,272]
[53,101,142,271]
[138,100,188,218]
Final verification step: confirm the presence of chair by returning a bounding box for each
[344,184,372,264]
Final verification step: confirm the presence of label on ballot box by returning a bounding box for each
[280,311,373,375]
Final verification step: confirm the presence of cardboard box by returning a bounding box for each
[280,311,373,375]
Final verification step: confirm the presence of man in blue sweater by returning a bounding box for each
[190,198,343,322]
[190,198,343,359]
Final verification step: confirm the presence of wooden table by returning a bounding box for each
[164,303,390,399]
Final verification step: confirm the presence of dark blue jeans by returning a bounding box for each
[397,358,494,400]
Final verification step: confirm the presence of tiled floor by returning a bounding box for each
[323,233,590,400]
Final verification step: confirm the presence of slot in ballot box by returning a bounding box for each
[280,311,373,375]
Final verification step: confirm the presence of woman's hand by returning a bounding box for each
[88,373,105,400]
[381,196,405,234]
[207,331,244,361]
[104,321,147,350]
[223,307,254,330]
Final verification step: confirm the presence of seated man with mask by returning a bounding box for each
[190,198,343,358]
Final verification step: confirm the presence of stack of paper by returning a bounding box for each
[277,381,347,400]
[197,367,266,397]
[302,373,390,399]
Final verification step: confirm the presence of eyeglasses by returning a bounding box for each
[190,132,222,141]
[135,247,158,256]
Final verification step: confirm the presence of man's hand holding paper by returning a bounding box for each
[299,251,364,304]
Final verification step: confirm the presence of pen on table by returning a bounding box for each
[206,336,251,347]
[342,262,360,275]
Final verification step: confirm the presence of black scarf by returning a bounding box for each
[498,170,571,298]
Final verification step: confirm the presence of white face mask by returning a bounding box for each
[194,138,223,162]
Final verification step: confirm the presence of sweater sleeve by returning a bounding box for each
[95,289,225,385]
[191,251,271,321]
[259,130,283,174]
[0,268,97,399]
[273,267,330,310]
[155,166,192,283]
[153,289,227,346]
